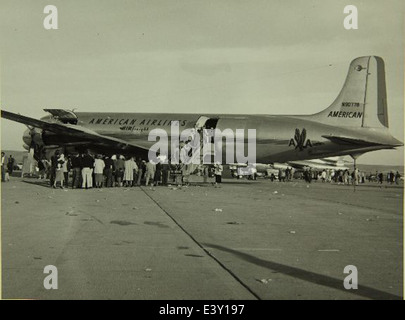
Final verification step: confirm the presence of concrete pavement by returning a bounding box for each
[1,177,403,299]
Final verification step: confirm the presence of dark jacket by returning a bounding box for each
[104,158,114,170]
[71,156,82,169]
[81,154,94,168]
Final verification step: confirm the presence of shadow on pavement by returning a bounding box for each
[22,179,53,189]
[204,243,402,300]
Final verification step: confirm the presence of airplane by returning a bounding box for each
[229,157,349,179]
[275,157,350,171]
[1,56,403,166]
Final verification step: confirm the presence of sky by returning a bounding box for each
[0,0,403,165]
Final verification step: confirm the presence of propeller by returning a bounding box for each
[22,125,44,161]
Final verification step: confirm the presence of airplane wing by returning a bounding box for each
[1,110,149,155]
[288,160,349,171]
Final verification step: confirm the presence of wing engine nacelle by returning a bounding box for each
[23,128,44,149]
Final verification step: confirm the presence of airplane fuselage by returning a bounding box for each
[39,112,401,164]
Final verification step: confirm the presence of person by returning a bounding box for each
[94,154,105,188]
[202,164,209,183]
[189,131,200,156]
[285,167,291,181]
[53,153,65,189]
[1,152,6,182]
[353,168,359,185]
[209,127,215,143]
[330,169,336,183]
[137,160,146,186]
[104,156,114,187]
[81,151,94,189]
[321,170,327,182]
[214,162,223,187]
[154,161,162,186]
[145,160,156,187]
[378,172,384,184]
[38,159,46,180]
[250,166,257,180]
[290,167,295,181]
[337,170,343,184]
[280,169,287,182]
[111,155,117,186]
[181,163,190,186]
[361,171,365,184]
[7,155,15,176]
[63,154,70,187]
[395,171,401,185]
[180,140,191,164]
[303,168,308,183]
[71,153,82,188]
[308,168,313,183]
[115,155,125,187]
[42,159,51,180]
[162,161,170,185]
[343,170,349,185]
[132,157,139,187]
[124,156,137,187]
[49,151,59,186]
[171,143,180,165]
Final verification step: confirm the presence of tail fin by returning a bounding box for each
[312,56,389,128]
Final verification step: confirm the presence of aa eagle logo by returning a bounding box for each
[289,128,312,151]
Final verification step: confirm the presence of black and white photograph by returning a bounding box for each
[0,0,403,304]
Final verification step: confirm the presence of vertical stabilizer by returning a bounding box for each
[312,56,389,129]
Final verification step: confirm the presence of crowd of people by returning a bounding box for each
[2,149,402,188]
[273,167,402,185]
[37,151,168,189]
[372,170,402,185]
[34,150,224,189]
[302,168,365,184]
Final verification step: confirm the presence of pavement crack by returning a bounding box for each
[140,187,261,300]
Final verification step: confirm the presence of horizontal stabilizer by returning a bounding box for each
[322,135,382,146]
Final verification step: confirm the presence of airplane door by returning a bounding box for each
[195,116,219,130]
[195,116,210,129]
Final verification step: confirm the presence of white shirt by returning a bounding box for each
[94,159,105,174]
[214,164,223,175]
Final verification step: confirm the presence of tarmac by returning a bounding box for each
[1,176,403,300]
